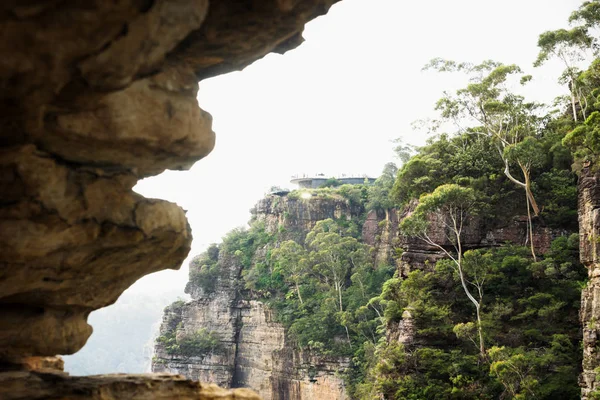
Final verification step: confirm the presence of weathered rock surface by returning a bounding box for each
[0,355,260,399]
[0,0,340,358]
[579,166,600,398]
[253,194,363,241]
[0,0,341,397]
[0,371,261,400]
[155,190,567,398]
[362,207,561,277]
[362,205,566,347]
[153,194,353,399]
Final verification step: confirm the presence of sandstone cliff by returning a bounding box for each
[153,194,355,400]
[153,189,565,398]
[579,166,600,398]
[362,206,564,347]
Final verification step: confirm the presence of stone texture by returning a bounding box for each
[0,371,261,400]
[361,202,568,349]
[0,0,342,397]
[155,190,566,398]
[363,206,562,278]
[253,194,362,242]
[0,144,191,359]
[153,194,352,399]
[579,165,600,399]
[0,0,340,359]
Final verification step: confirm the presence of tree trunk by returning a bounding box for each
[344,324,352,349]
[453,225,485,357]
[295,281,303,304]
[571,85,579,122]
[476,305,485,358]
[526,195,537,262]
[571,93,577,122]
[522,167,540,216]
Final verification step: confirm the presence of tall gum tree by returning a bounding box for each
[401,184,487,358]
[426,59,545,259]
[305,219,370,348]
[535,27,595,122]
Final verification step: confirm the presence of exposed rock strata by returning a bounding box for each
[362,207,565,346]
[0,0,341,397]
[579,166,600,398]
[0,355,260,399]
[253,195,363,241]
[1,371,261,400]
[153,195,353,399]
[155,191,565,398]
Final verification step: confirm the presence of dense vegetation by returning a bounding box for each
[164,2,600,398]
[349,2,600,398]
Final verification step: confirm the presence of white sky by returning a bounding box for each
[129,0,584,296]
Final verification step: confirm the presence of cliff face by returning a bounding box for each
[579,166,600,398]
[363,207,559,275]
[153,194,355,400]
[362,207,564,346]
[154,190,567,398]
[253,195,364,240]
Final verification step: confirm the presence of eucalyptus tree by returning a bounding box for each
[401,184,487,357]
[426,59,545,259]
[535,27,595,121]
[366,162,397,219]
[305,219,371,348]
[271,240,308,305]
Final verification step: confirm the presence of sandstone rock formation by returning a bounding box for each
[153,194,353,400]
[362,206,564,346]
[2,358,260,400]
[153,190,563,398]
[579,166,600,398]
[0,0,340,398]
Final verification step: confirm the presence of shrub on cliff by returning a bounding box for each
[157,328,222,358]
[189,244,221,294]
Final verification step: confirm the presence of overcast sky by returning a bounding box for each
[128,0,583,296]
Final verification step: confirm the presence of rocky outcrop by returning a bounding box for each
[153,194,354,399]
[2,372,261,400]
[362,206,565,347]
[253,194,363,241]
[0,0,341,398]
[155,189,568,398]
[363,207,560,277]
[579,166,600,398]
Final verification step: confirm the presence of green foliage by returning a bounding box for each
[338,184,369,208]
[366,162,397,212]
[564,111,600,163]
[189,244,221,294]
[322,178,343,187]
[222,223,273,269]
[165,299,185,314]
[535,27,594,68]
[400,184,478,242]
[360,240,584,399]
[391,58,579,227]
[287,185,368,208]
[157,328,223,358]
[390,133,508,210]
[239,218,393,360]
[570,1,600,28]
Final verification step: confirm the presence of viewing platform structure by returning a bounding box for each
[290,173,376,189]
